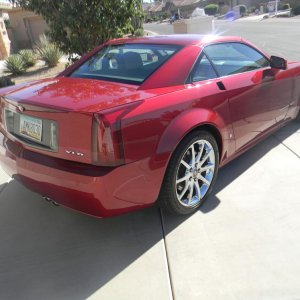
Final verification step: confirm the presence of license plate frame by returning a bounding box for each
[19,114,43,142]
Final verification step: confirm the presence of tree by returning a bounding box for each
[12,0,143,55]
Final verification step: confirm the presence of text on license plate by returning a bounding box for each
[19,115,43,142]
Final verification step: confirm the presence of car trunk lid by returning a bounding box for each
[3,77,156,112]
[0,77,156,164]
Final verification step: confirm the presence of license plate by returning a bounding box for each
[19,114,43,142]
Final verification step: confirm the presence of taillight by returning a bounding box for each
[92,102,142,166]
[0,97,4,126]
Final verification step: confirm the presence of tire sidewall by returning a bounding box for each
[163,130,219,215]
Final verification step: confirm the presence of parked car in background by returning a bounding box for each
[169,12,180,23]
[0,35,299,217]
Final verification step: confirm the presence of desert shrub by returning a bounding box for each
[0,76,15,88]
[5,54,28,76]
[36,35,63,67]
[38,44,63,67]
[134,28,144,37]
[19,49,36,67]
[204,4,219,16]
[36,34,50,49]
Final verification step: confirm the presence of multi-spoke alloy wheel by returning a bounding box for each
[176,140,215,207]
[159,130,219,215]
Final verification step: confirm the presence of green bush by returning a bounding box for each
[278,2,290,10]
[293,5,300,15]
[248,6,257,13]
[15,0,143,56]
[240,5,247,14]
[5,54,28,76]
[4,19,10,28]
[204,4,219,16]
[152,15,159,22]
[0,76,15,88]
[134,28,144,37]
[162,12,170,19]
[36,35,63,67]
[19,49,36,67]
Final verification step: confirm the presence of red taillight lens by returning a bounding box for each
[0,97,4,126]
[92,102,142,166]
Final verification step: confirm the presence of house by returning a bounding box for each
[0,1,12,59]
[167,0,203,18]
[143,0,293,18]
[3,6,48,53]
[146,1,166,16]
[145,0,204,18]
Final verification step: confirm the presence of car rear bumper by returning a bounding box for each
[0,132,158,217]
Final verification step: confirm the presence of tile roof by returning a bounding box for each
[171,0,201,7]
[144,0,202,12]
[147,2,165,12]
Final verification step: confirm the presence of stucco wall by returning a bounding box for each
[7,8,48,52]
[0,16,10,59]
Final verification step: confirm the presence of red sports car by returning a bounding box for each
[0,35,299,217]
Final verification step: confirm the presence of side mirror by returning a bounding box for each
[270,56,287,70]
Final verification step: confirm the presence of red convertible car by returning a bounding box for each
[0,35,299,217]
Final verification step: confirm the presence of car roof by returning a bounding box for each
[107,35,242,47]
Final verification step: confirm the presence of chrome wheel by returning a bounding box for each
[175,140,215,207]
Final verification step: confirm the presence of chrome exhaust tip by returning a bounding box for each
[43,196,52,202]
[43,196,60,206]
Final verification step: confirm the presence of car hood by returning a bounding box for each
[1,77,157,112]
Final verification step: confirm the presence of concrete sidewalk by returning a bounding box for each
[0,121,299,299]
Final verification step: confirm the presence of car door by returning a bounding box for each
[204,42,292,151]
[187,53,236,159]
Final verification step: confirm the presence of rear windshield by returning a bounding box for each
[70,43,182,85]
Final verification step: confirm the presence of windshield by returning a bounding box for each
[70,44,182,85]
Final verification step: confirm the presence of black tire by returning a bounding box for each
[159,130,219,215]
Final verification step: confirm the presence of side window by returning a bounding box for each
[139,51,158,64]
[204,43,270,77]
[191,54,218,82]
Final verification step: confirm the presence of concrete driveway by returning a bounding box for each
[0,121,299,300]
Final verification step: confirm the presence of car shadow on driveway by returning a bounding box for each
[0,121,299,299]
[0,180,172,299]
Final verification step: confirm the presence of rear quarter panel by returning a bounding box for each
[120,79,235,200]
